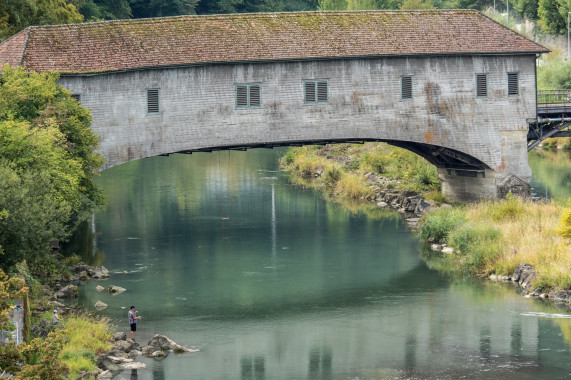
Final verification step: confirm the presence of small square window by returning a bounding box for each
[71,94,81,102]
[401,76,412,100]
[508,72,518,96]
[236,83,261,109]
[147,89,160,114]
[476,74,487,98]
[304,80,328,104]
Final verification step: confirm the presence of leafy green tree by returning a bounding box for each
[130,0,197,17]
[0,0,36,41]
[400,0,435,9]
[318,0,384,11]
[513,0,539,19]
[0,0,83,41]
[538,0,566,34]
[0,66,103,270]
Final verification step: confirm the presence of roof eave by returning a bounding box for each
[57,51,550,76]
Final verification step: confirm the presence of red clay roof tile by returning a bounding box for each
[0,10,549,74]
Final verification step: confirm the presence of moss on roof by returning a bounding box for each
[0,10,549,74]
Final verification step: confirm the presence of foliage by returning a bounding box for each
[557,208,571,240]
[538,0,566,34]
[399,0,435,9]
[0,66,103,272]
[487,192,524,221]
[130,0,198,18]
[59,314,112,377]
[419,207,467,243]
[537,53,571,90]
[448,222,502,273]
[0,0,82,41]
[17,330,69,379]
[319,0,381,10]
[513,0,539,20]
[0,269,27,332]
[420,199,571,290]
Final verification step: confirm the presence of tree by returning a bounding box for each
[130,0,197,18]
[400,0,435,9]
[0,0,83,42]
[0,66,103,270]
[538,0,566,34]
[513,0,539,20]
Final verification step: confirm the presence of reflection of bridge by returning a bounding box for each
[529,90,571,150]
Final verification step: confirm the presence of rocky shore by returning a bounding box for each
[300,167,444,227]
[29,262,199,379]
[489,263,571,309]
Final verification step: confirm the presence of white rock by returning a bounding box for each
[95,301,108,309]
[431,244,442,252]
[441,247,454,255]
[489,274,498,281]
[96,285,104,292]
[120,362,146,370]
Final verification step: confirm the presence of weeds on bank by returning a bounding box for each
[279,142,441,202]
[59,314,113,378]
[420,196,571,290]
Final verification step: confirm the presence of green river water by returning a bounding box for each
[69,148,571,379]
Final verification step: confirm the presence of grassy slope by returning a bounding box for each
[420,195,571,290]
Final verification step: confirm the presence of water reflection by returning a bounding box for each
[529,150,571,202]
[66,150,571,379]
[308,347,332,379]
[241,356,265,380]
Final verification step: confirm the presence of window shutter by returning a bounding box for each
[401,76,412,100]
[476,74,487,97]
[305,81,316,103]
[236,85,248,107]
[317,81,328,102]
[508,73,518,96]
[249,85,261,107]
[147,89,160,113]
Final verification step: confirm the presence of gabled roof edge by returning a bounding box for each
[0,27,33,68]
[475,10,550,54]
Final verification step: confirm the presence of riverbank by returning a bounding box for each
[279,143,445,224]
[280,143,571,302]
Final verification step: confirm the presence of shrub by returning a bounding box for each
[487,192,524,221]
[323,165,342,184]
[557,208,571,241]
[419,207,467,243]
[448,222,502,274]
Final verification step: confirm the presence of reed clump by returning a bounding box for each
[420,195,571,290]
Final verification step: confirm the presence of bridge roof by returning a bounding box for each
[0,10,548,74]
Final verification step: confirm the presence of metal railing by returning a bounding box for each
[537,89,571,107]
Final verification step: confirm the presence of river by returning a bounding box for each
[67,148,571,379]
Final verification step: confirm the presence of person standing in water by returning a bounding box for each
[128,306,141,340]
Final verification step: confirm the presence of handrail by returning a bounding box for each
[537,89,571,107]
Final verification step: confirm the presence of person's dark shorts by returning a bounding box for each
[130,323,137,332]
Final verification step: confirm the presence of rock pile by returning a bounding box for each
[85,333,198,379]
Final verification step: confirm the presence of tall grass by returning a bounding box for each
[420,197,571,290]
[279,142,441,199]
[59,314,113,378]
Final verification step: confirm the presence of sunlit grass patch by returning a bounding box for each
[59,314,113,378]
[420,198,571,290]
